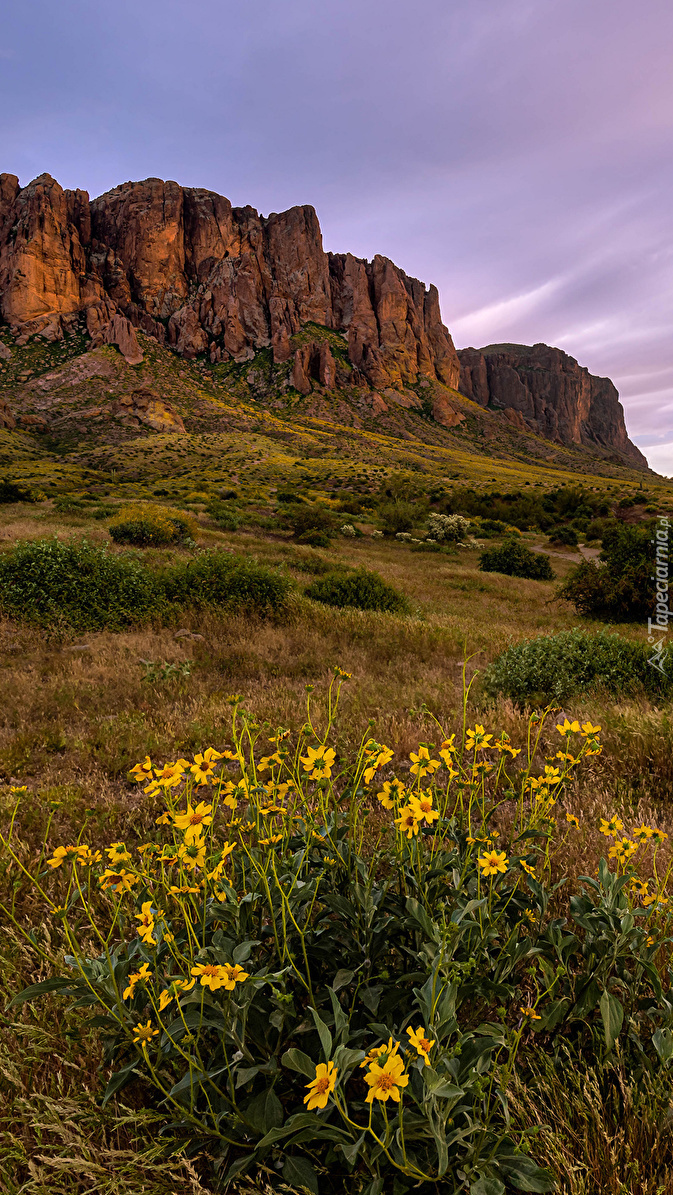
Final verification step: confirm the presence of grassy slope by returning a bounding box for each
[1,324,673,1192]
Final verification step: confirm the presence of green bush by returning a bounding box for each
[305,567,409,613]
[549,526,578,547]
[206,500,241,532]
[484,628,672,705]
[479,539,555,581]
[162,551,291,616]
[558,523,655,621]
[0,478,45,504]
[109,503,197,547]
[378,499,422,536]
[0,538,164,630]
[281,502,335,540]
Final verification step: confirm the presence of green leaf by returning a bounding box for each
[499,1155,556,1192]
[101,1061,138,1107]
[283,1156,319,1193]
[235,1065,259,1088]
[333,1045,365,1073]
[470,1177,505,1195]
[281,1048,316,1078]
[310,1006,333,1060]
[653,1028,673,1063]
[245,1087,284,1134]
[600,989,624,1051]
[7,976,72,1007]
[361,985,383,1014]
[339,1133,365,1168]
[332,968,355,992]
[406,896,438,940]
[233,939,260,964]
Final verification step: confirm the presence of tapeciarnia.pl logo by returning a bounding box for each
[648,515,670,677]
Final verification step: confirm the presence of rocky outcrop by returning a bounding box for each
[0,172,460,394]
[103,313,143,365]
[457,343,646,466]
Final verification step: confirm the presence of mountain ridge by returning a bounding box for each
[0,170,647,471]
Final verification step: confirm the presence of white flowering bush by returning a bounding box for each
[340,524,356,537]
[427,513,471,543]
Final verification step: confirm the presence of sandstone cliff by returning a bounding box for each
[0,173,459,394]
[0,171,646,467]
[457,342,647,467]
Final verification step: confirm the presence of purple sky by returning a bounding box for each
[2,0,671,472]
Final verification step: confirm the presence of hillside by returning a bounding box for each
[0,171,655,500]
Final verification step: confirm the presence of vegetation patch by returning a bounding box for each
[558,523,655,621]
[109,503,198,547]
[479,538,555,581]
[484,627,672,705]
[305,567,410,613]
[161,550,292,616]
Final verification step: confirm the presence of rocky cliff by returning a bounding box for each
[457,342,647,467]
[0,171,646,467]
[0,172,459,393]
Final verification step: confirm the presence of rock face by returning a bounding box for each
[0,172,460,393]
[457,343,646,466]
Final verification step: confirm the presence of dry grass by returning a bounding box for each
[0,518,671,1191]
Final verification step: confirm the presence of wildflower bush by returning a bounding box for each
[479,540,555,582]
[5,674,673,1193]
[305,567,410,614]
[484,629,673,706]
[0,477,46,503]
[207,501,242,532]
[427,513,471,543]
[109,503,198,547]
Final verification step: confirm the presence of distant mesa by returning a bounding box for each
[0,170,645,466]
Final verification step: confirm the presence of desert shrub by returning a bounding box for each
[110,503,197,547]
[548,526,578,546]
[558,523,655,621]
[479,539,555,580]
[162,551,291,616]
[484,628,672,705]
[427,512,470,542]
[206,500,241,532]
[585,517,618,542]
[305,567,409,613]
[53,494,84,514]
[0,477,45,503]
[9,687,673,1192]
[281,502,336,541]
[0,538,164,630]
[480,518,508,534]
[378,499,421,536]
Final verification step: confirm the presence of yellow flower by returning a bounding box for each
[207,844,235,881]
[580,722,601,738]
[155,810,172,825]
[157,977,195,1010]
[608,837,638,861]
[520,860,536,877]
[359,1037,400,1068]
[99,869,138,893]
[408,792,439,826]
[132,1020,159,1047]
[158,988,173,1012]
[154,760,189,789]
[190,751,222,786]
[565,812,580,828]
[177,841,207,871]
[258,752,283,772]
[129,756,153,783]
[222,963,249,990]
[439,735,457,758]
[304,1061,338,1111]
[494,733,521,758]
[409,746,440,778]
[377,779,405,809]
[543,766,561,785]
[46,844,87,869]
[364,1052,409,1103]
[556,718,580,736]
[465,725,493,752]
[219,781,239,811]
[134,901,159,946]
[632,825,654,843]
[300,745,336,779]
[599,816,624,838]
[520,1007,541,1021]
[395,805,420,839]
[406,1025,435,1065]
[334,666,352,678]
[478,850,509,876]
[191,963,228,991]
[363,742,394,784]
[107,842,132,865]
[651,829,669,845]
[173,801,213,843]
[123,962,152,1000]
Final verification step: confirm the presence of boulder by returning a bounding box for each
[103,313,143,365]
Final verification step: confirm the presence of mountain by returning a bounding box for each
[0,171,648,474]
